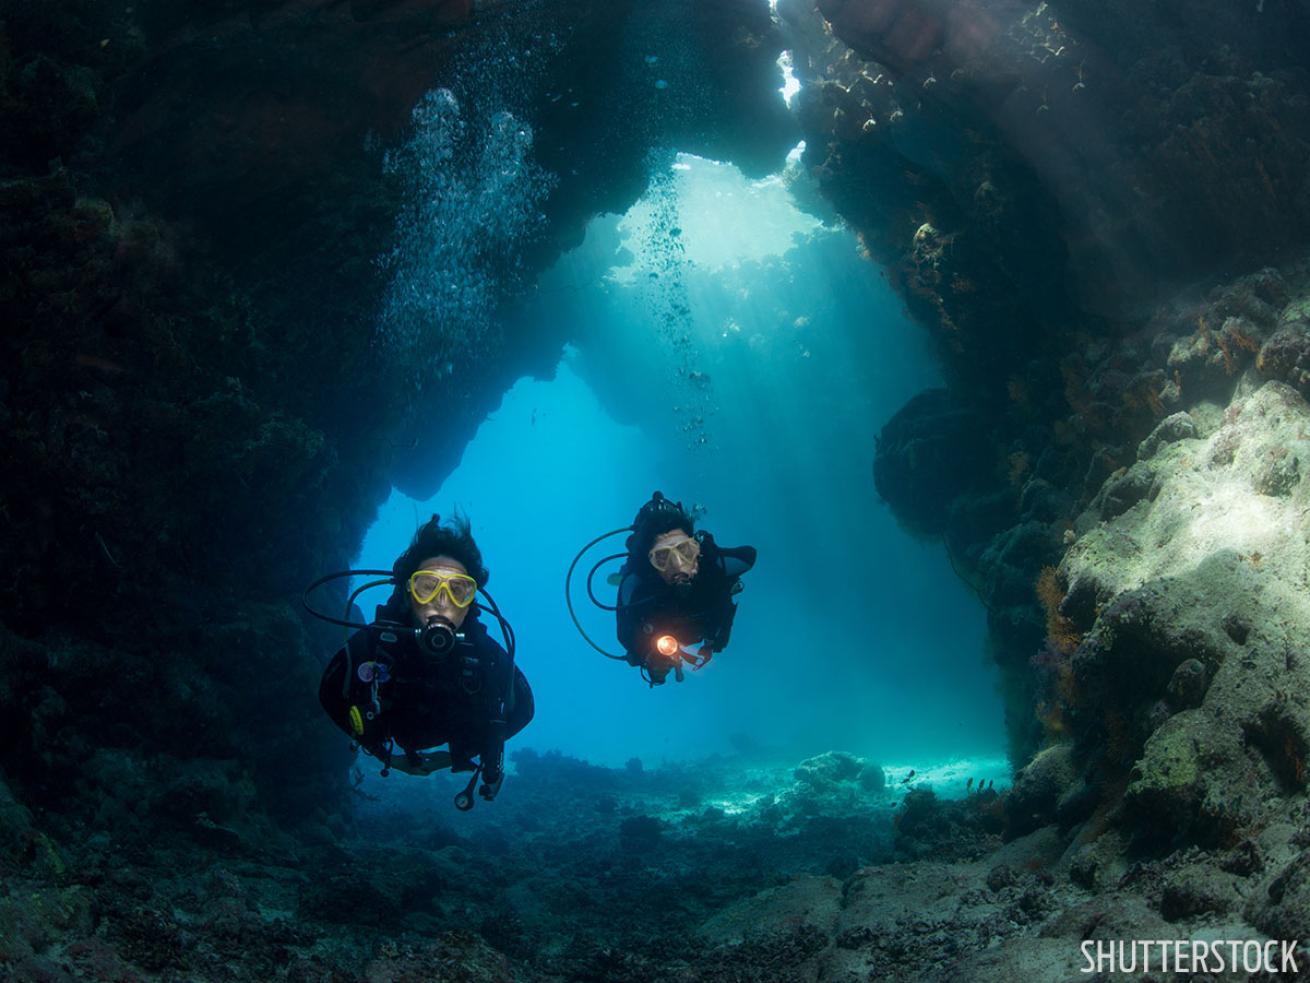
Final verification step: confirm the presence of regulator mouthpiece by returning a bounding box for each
[421,617,458,656]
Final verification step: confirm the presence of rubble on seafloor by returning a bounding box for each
[0,747,1022,982]
[9,735,1308,982]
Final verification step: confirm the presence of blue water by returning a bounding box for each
[354,153,1006,771]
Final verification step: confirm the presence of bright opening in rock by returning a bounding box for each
[355,147,1008,782]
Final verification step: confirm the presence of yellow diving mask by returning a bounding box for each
[408,569,478,608]
[649,535,700,572]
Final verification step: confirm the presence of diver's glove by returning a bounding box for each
[691,645,714,671]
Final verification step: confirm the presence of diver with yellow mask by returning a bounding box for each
[309,513,533,809]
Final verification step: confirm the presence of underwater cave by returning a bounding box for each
[4,0,1310,979]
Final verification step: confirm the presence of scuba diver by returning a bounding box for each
[566,491,756,686]
[308,513,533,809]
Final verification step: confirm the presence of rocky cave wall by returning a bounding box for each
[785,0,1310,861]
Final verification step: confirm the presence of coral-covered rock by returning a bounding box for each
[810,0,1310,316]
[794,750,884,794]
[1005,743,1075,839]
[1048,371,1310,856]
[1137,411,1199,460]
[1159,867,1235,922]
[858,762,887,793]
[1123,718,1202,837]
[1091,461,1158,519]
[1258,321,1310,398]
[794,750,863,785]
[873,388,996,536]
[1165,658,1209,710]
[1253,851,1310,942]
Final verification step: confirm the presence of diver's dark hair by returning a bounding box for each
[392,511,490,595]
[626,492,694,563]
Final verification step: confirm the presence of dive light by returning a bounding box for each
[655,634,681,658]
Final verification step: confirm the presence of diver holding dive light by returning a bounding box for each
[566,492,756,686]
[308,513,533,810]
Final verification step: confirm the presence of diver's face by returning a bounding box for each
[650,530,700,586]
[408,555,473,630]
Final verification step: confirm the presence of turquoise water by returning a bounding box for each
[354,153,1007,772]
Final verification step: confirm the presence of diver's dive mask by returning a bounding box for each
[649,536,700,573]
[409,569,478,608]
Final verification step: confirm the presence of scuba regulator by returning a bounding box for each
[420,616,459,657]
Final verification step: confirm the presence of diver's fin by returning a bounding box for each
[606,573,623,586]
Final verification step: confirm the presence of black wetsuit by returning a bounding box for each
[319,599,533,775]
[617,532,756,681]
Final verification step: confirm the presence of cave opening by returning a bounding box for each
[352,138,1008,786]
